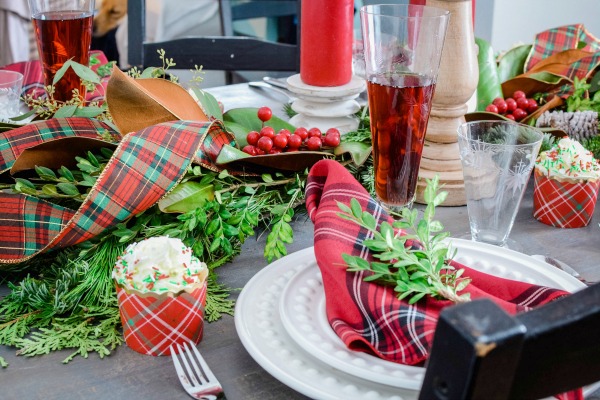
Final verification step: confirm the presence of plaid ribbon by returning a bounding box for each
[116,283,207,356]
[306,160,572,366]
[0,117,234,264]
[525,24,600,80]
[533,169,600,228]
[0,50,110,102]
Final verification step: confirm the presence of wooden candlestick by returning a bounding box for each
[416,0,478,206]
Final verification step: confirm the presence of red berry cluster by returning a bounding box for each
[484,90,538,122]
[241,107,341,156]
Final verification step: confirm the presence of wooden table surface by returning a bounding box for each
[1,83,599,399]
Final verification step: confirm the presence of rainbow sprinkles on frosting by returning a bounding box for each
[112,236,208,294]
[536,137,600,181]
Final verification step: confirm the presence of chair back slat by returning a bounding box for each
[420,284,600,400]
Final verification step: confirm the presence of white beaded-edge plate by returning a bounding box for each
[235,239,584,399]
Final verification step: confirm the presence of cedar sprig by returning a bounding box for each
[337,176,471,304]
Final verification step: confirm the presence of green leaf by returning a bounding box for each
[8,109,35,122]
[56,183,79,196]
[59,166,75,182]
[408,292,427,305]
[206,219,220,235]
[54,105,77,118]
[73,106,106,118]
[350,198,363,219]
[35,166,57,180]
[262,174,274,183]
[215,144,251,165]
[497,44,532,83]
[52,60,72,86]
[223,121,252,147]
[223,107,296,134]
[189,88,223,120]
[475,37,503,111]
[158,182,215,213]
[15,178,36,190]
[41,184,59,195]
[140,67,160,78]
[333,141,372,166]
[70,61,101,84]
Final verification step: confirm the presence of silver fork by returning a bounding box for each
[170,342,224,400]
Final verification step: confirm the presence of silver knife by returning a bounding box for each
[263,76,290,90]
[532,254,596,286]
[248,81,295,104]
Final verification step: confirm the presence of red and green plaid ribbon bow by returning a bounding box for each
[526,23,600,80]
[0,117,234,264]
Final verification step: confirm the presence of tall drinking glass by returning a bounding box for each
[28,0,95,102]
[458,121,543,248]
[360,4,449,212]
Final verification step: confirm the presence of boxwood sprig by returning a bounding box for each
[337,176,471,304]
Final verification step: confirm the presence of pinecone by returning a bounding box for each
[536,110,598,142]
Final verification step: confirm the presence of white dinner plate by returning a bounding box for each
[235,239,584,400]
[277,238,584,391]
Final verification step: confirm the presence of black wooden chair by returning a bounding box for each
[127,0,300,83]
[419,283,600,399]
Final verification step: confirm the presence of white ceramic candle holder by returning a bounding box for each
[286,74,366,134]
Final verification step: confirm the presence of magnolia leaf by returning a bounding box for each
[527,49,594,75]
[158,181,215,213]
[223,108,296,133]
[334,141,372,166]
[501,71,571,98]
[223,121,252,147]
[589,69,600,92]
[216,144,333,173]
[497,44,532,83]
[475,37,503,111]
[189,88,223,120]
[106,67,208,135]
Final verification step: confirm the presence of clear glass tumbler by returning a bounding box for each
[28,0,95,102]
[360,4,449,212]
[458,120,543,247]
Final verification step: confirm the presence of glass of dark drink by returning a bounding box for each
[28,0,95,103]
[360,4,449,212]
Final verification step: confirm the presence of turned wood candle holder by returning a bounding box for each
[416,0,478,206]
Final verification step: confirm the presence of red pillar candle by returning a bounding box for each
[300,0,354,87]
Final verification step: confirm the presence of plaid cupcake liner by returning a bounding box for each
[116,282,207,356]
[533,169,600,228]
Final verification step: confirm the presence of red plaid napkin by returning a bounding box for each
[116,283,207,356]
[0,50,110,102]
[307,160,576,363]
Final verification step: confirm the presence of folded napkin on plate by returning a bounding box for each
[306,159,571,366]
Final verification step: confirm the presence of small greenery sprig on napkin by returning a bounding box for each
[337,176,471,304]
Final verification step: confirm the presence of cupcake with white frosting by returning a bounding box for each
[533,137,600,228]
[113,236,208,356]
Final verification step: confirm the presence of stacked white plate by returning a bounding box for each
[234,239,584,400]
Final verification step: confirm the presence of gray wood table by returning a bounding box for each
[0,83,599,399]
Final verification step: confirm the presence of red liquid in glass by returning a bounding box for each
[367,74,436,207]
[32,11,93,102]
